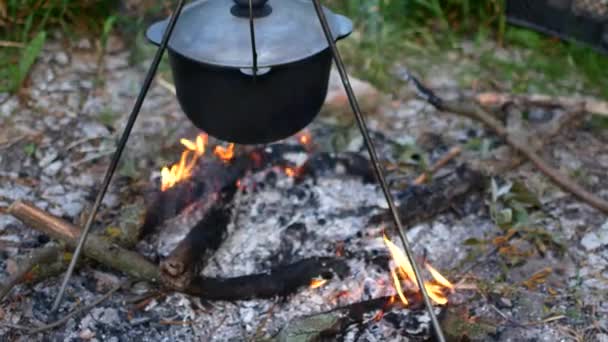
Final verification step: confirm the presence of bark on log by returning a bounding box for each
[8,201,161,282]
[189,257,349,300]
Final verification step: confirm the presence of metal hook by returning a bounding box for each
[311,1,446,341]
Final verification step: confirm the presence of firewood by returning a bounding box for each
[160,184,237,290]
[8,201,161,283]
[368,164,484,227]
[188,257,349,300]
[0,243,62,301]
[8,201,349,301]
[141,143,310,233]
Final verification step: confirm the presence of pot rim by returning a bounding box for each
[146,1,353,69]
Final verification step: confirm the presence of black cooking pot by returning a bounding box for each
[147,0,353,145]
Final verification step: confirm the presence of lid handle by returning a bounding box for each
[231,0,272,18]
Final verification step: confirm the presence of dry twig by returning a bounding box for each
[413,146,462,185]
[476,92,608,118]
[402,71,608,215]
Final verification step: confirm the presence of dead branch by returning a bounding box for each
[403,72,608,215]
[188,257,349,300]
[8,201,161,282]
[0,243,61,301]
[476,92,608,118]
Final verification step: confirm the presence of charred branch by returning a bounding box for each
[142,144,307,234]
[160,184,237,290]
[369,164,484,227]
[188,257,349,301]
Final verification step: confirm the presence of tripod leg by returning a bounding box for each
[311,2,446,341]
[51,0,187,312]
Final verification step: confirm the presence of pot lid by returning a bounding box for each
[146,0,353,68]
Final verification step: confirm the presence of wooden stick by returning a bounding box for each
[413,146,462,185]
[0,243,61,301]
[8,201,161,282]
[476,92,608,118]
[402,72,608,215]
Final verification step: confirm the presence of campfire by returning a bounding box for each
[121,129,468,339]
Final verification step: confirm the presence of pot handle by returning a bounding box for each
[334,14,354,40]
[146,20,167,46]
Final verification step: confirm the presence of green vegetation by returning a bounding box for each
[326,0,608,99]
[0,0,117,92]
[1,0,606,99]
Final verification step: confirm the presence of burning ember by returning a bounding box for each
[309,278,328,289]
[161,134,236,191]
[383,234,454,306]
[297,130,312,147]
[213,143,235,162]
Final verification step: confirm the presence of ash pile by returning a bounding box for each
[1,120,484,341]
[134,128,481,341]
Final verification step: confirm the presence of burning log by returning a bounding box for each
[189,257,349,301]
[160,184,237,290]
[141,136,311,234]
[369,164,484,227]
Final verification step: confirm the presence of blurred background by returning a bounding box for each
[1,0,606,99]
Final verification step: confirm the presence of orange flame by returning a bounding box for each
[214,143,235,162]
[382,233,453,306]
[161,133,208,191]
[310,278,327,289]
[284,167,297,177]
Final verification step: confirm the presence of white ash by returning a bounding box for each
[141,167,450,340]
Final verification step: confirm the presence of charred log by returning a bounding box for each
[160,183,237,290]
[295,152,375,183]
[142,144,307,234]
[188,257,349,301]
[369,164,484,227]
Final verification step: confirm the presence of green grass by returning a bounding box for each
[0,0,117,92]
[326,0,608,99]
[1,0,606,100]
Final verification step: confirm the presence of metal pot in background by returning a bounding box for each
[147,0,353,144]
